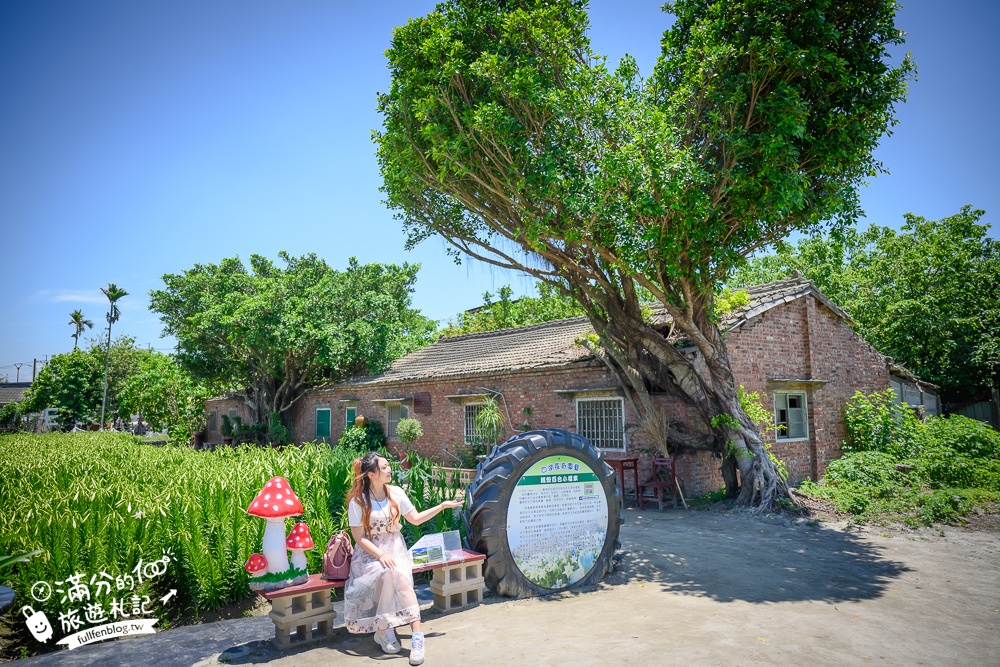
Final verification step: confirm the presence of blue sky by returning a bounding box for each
[1,1,997,380]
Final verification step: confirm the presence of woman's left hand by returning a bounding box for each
[440,499,464,510]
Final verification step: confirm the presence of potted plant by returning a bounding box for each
[395,417,423,469]
[474,396,507,462]
[220,414,234,445]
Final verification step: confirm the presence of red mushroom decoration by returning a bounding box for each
[245,553,268,589]
[286,522,315,571]
[247,476,304,574]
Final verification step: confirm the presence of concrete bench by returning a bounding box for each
[260,549,486,649]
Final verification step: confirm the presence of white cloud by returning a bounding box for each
[32,289,118,305]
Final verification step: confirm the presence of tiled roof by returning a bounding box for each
[343,316,595,386]
[342,275,847,387]
[0,383,31,404]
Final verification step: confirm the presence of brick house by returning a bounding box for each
[204,275,935,496]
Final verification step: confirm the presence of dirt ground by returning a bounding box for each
[189,505,1000,667]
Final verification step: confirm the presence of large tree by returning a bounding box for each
[22,350,102,429]
[730,206,1000,403]
[118,353,207,445]
[149,252,436,427]
[375,0,911,508]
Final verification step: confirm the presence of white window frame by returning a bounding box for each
[774,391,809,441]
[344,402,358,428]
[575,396,626,452]
[385,402,409,441]
[464,402,486,446]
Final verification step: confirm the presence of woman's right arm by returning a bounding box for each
[349,525,397,569]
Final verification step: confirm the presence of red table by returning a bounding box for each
[606,457,640,505]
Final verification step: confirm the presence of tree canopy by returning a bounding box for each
[118,353,207,444]
[441,282,584,336]
[21,336,152,429]
[376,0,911,508]
[730,206,1000,401]
[149,252,436,425]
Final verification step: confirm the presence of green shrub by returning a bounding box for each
[267,412,291,446]
[824,451,902,488]
[799,391,1000,525]
[338,419,386,452]
[843,389,921,458]
[917,490,973,525]
[919,414,1000,459]
[396,418,423,445]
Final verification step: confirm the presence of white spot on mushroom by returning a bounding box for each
[285,499,293,506]
[276,493,283,500]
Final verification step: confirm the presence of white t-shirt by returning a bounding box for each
[348,485,415,527]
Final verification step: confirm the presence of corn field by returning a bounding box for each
[0,432,464,655]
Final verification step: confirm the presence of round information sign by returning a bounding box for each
[464,428,623,598]
[507,455,608,588]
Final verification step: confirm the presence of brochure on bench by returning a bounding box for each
[410,530,462,565]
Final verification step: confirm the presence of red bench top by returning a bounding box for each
[260,548,485,600]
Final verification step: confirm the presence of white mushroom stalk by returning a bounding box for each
[286,522,315,571]
[262,518,290,574]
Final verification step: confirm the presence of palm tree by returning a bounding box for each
[99,283,128,430]
[68,309,94,350]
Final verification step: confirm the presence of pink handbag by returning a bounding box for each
[321,531,354,580]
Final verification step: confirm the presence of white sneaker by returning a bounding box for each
[409,633,425,665]
[374,627,401,654]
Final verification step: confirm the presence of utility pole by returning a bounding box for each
[13,363,23,382]
[33,358,37,381]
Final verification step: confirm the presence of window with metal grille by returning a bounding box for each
[576,397,625,451]
[464,403,486,445]
[386,403,409,440]
[345,403,357,427]
[774,392,807,439]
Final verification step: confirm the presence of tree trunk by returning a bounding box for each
[578,285,792,511]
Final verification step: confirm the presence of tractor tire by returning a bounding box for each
[463,428,623,598]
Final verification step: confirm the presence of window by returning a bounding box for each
[775,392,807,440]
[228,407,238,420]
[385,403,409,440]
[207,411,218,433]
[345,403,358,427]
[576,397,625,451]
[316,407,331,440]
[464,403,486,445]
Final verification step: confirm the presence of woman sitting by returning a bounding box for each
[343,451,463,665]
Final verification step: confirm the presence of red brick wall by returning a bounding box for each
[211,294,891,497]
[201,398,253,444]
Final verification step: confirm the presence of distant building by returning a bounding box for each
[0,382,31,407]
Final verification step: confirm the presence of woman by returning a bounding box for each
[344,451,463,666]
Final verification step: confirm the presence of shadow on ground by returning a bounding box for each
[609,509,910,604]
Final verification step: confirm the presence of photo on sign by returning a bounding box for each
[506,456,608,590]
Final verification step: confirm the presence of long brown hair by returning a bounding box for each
[347,452,401,539]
